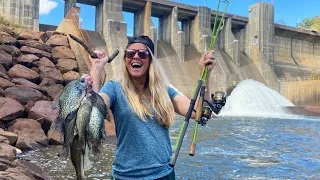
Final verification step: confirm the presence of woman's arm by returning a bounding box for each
[89,50,112,108]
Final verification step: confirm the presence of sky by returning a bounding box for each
[39,0,320,35]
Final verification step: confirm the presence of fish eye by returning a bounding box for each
[80,78,85,83]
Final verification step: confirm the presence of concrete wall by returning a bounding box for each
[223,18,240,66]
[190,6,212,54]
[280,80,320,106]
[133,1,157,57]
[0,0,39,30]
[37,0,320,105]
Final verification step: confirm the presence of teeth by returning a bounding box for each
[131,63,142,68]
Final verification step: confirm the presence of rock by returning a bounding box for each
[24,100,36,114]
[11,78,47,95]
[0,130,18,145]
[0,45,20,57]
[0,143,17,161]
[46,34,70,47]
[16,31,40,41]
[63,71,80,85]
[7,64,39,82]
[28,101,59,133]
[13,159,50,180]
[0,135,10,144]
[18,40,52,53]
[34,57,55,68]
[0,64,6,73]
[56,58,78,73]
[0,167,36,180]
[51,46,75,61]
[8,118,49,150]
[40,84,64,101]
[0,158,16,171]
[0,34,18,46]
[4,86,49,105]
[20,46,51,59]
[0,49,13,70]
[0,71,10,79]
[38,65,63,83]
[0,97,24,121]
[16,54,39,67]
[0,77,15,89]
[47,129,62,145]
[39,78,56,86]
[0,87,3,96]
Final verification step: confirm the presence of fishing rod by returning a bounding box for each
[169,0,230,167]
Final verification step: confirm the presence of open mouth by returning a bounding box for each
[131,62,142,68]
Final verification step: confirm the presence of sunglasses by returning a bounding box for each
[125,49,150,59]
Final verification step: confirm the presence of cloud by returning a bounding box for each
[276,20,286,25]
[40,0,58,15]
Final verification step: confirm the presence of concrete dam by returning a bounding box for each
[1,0,320,106]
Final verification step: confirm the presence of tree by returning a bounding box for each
[297,16,320,31]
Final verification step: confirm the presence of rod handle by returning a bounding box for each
[189,142,196,156]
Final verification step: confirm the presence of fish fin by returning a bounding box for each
[51,91,62,110]
[83,142,92,171]
[91,141,102,155]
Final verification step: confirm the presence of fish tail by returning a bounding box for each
[91,140,102,155]
[83,142,92,171]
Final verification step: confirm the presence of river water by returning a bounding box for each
[19,115,320,179]
[18,80,320,179]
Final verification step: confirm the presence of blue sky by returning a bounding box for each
[40,0,320,35]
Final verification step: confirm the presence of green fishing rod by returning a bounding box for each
[169,0,230,167]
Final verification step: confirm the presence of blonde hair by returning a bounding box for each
[118,46,175,127]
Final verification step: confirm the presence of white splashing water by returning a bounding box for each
[219,79,295,117]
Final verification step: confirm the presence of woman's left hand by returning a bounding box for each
[199,50,216,73]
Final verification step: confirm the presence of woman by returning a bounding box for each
[89,36,216,179]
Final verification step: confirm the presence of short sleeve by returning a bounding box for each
[99,80,116,107]
[168,85,179,100]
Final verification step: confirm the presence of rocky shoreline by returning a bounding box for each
[0,28,82,179]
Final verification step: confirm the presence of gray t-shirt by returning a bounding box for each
[100,80,179,179]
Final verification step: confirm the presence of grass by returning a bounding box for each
[0,15,24,37]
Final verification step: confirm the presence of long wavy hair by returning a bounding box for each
[117,46,175,128]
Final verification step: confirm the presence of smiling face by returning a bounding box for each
[125,43,151,80]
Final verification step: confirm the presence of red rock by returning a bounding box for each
[0,97,24,121]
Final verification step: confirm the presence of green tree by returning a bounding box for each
[297,16,320,31]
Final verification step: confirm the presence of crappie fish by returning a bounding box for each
[76,92,94,153]
[50,74,91,157]
[70,134,92,180]
[87,90,110,154]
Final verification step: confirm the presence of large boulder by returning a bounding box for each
[46,34,69,47]
[0,97,24,121]
[20,46,51,60]
[8,118,48,150]
[56,58,78,73]
[28,101,59,133]
[4,86,49,105]
[7,64,39,82]
[51,46,75,61]
[18,40,52,53]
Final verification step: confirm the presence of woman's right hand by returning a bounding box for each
[91,50,110,70]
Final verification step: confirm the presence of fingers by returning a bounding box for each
[94,50,107,59]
